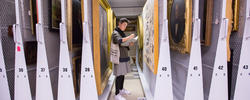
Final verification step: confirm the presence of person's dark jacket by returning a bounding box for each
[111,27,130,62]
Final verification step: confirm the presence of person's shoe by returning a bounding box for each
[114,94,126,100]
[120,89,131,95]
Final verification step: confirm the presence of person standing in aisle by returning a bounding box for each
[111,18,135,100]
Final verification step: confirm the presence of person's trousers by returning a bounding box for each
[115,75,125,95]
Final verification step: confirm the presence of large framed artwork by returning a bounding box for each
[137,16,144,70]
[203,0,213,46]
[142,0,159,74]
[29,0,37,35]
[167,0,192,54]
[92,0,114,95]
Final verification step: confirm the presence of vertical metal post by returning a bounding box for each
[35,0,54,100]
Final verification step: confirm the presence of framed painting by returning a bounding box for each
[72,0,83,50]
[196,0,213,46]
[203,0,213,46]
[167,0,192,54]
[29,0,37,35]
[67,0,83,51]
[50,0,61,31]
[72,56,81,96]
[137,16,144,70]
[49,0,82,51]
[92,0,113,95]
[142,0,159,74]
[24,41,37,65]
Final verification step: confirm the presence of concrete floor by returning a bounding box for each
[108,66,145,100]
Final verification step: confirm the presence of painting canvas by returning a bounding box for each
[92,0,113,95]
[24,41,37,65]
[51,0,61,30]
[203,0,213,46]
[72,56,81,96]
[168,0,192,54]
[142,0,158,74]
[137,16,144,70]
[99,5,109,83]
[72,0,83,48]
[30,0,37,35]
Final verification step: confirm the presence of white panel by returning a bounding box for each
[154,20,173,100]
[35,0,54,100]
[208,0,228,99]
[80,0,98,99]
[234,1,250,99]
[57,0,75,99]
[57,23,75,100]
[184,19,204,100]
[0,32,11,100]
[14,0,32,100]
[184,0,204,100]
[79,22,98,100]
[154,0,173,99]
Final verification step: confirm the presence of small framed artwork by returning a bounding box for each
[49,0,61,31]
[168,0,192,54]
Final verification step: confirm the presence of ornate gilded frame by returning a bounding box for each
[168,0,192,54]
[203,0,213,46]
[137,16,144,70]
[92,0,113,95]
[232,0,240,31]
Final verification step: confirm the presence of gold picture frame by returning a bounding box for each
[29,0,37,35]
[168,0,192,54]
[203,0,213,46]
[137,16,144,70]
[67,0,83,51]
[92,0,113,95]
[142,0,159,74]
[232,0,240,31]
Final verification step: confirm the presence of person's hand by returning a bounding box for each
[128,34,135,39]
